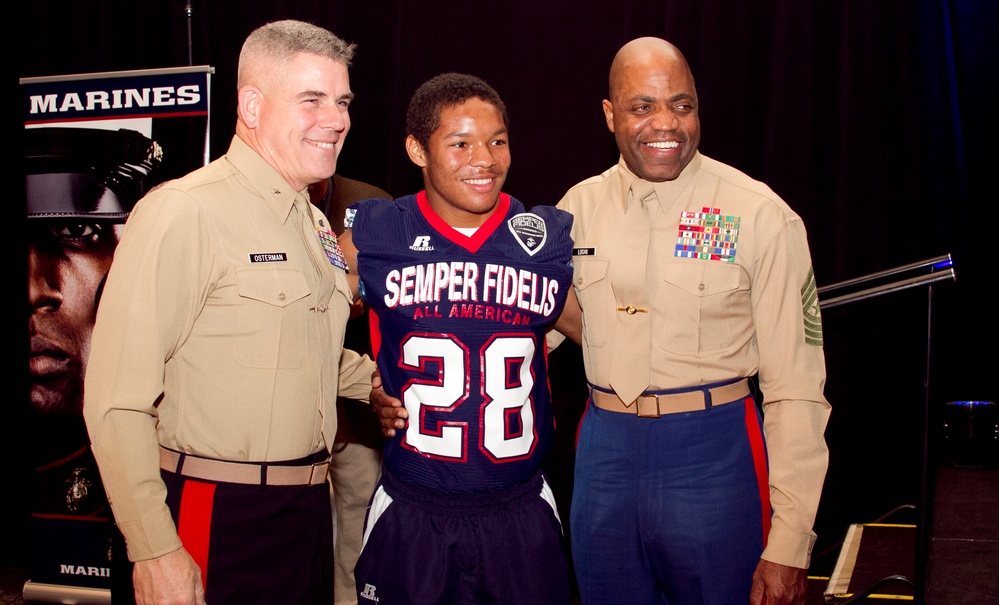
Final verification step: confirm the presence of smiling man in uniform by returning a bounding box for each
[84,20,375,605]
[556,37,831,605]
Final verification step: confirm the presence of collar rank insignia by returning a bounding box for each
[508,212,547,256]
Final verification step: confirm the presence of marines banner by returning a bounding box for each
[22,65,213,604]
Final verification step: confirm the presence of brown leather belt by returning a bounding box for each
[159,447,330,486]
[590,378,751,418]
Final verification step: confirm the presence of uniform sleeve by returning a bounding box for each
[338,348,376,402]
[83,187,216,561]
[536,204,576,349]
[752,218,831,568]
[546,329,567,352]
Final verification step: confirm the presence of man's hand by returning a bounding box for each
[749,559,808,605]
[348,297,365,320]
[133,547,206,605]
[370,369,407,438]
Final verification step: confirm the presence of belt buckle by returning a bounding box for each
[635,394,661,418]
[308,461,330,486]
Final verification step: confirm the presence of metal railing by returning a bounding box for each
[818,254,956,310]
[816,253,956,605]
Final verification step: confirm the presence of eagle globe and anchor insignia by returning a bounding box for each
[65,467,92,512]
[507,213,547,256]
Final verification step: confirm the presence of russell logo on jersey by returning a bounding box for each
[409,235,434,252]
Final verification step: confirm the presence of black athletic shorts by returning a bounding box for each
[355,467,570,605]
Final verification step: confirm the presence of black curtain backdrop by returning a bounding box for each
[10,0,997,576]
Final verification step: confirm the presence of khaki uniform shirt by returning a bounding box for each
[557,152,830,568]
[84,137,374,561]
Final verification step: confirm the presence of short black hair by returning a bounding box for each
[405,72,509,149]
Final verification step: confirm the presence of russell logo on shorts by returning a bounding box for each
[359,583,380,602]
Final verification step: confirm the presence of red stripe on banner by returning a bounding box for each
[178,480,215,591]
[743,399,772,547]
[24,110,209,126]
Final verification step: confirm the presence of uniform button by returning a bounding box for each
[576,277,583,286]
[626,305,637,315]
[698,283,705,291]
[278,292,286,301]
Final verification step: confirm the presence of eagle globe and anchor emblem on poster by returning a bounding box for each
[507,212,548,256]
[65,467,93,512]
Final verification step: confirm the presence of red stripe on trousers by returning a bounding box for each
[178,480,215,591]
[743,399,772,547]
[575,398,591,448]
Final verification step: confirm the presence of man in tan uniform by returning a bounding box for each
[84,20,374,605]
[554,37,831,605]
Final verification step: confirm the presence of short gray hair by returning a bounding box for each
[238,20,356,87]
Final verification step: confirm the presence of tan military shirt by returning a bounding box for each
[84,136,374,561]
[557,152,830,568]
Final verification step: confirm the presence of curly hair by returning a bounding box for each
[406,72,509,149]
[238,20,356,88]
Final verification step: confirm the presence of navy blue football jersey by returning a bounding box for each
[349,191,573,493]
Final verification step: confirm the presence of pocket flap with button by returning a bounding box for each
[574,258,609,291]
[236,268,311,307]
[664,262,741,297]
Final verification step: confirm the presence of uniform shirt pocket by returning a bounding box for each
[235,268,311,368]
[573,258,611,347]
[661,261,750,353]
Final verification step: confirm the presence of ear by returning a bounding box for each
[405,135,428,168]
[602,99,615,133]
[237,86,262,129]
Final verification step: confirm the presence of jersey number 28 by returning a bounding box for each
[400,334,536,462]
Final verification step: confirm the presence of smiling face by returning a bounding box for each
[603,38,701,182]
[239,52,353,191]
[28,220,120,419]
[407,97,510,228]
